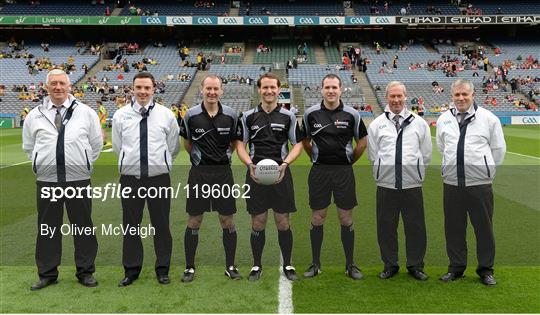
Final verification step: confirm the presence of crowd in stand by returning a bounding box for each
[127,4,159,16]
[194,1,215,8]
[219,74,254,85]
[15,83,47,102]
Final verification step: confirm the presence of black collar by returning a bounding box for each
[202,101,223,115]
[320,100,344,111]
[257,103,281,114]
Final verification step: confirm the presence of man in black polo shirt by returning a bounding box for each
[180,75,241,282]
[236,72,304,281]
[301,74,368,280]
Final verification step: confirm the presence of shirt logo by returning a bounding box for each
[334,120,349,128]
[192,128,214,140]
[311,123,332,136]
[271,123,285,131]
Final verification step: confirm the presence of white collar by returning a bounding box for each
[450,103,476,117]
[384,105,408,120]
[132,99,153,113]
[46,94,75,110]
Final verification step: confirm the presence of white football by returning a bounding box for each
[254,159,280,185]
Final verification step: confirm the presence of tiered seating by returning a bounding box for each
[488,40,540,67]
[206,65,271,112]
[302,85,365,110]
[324,45,342,64]
[0,43,99,85]
[194,85,253,113]
[81,45,197,114]
[469,0,540,14]
[288,65,354,86]
[0,1,107,15]
[354,0,458,15]
[240,0,344,15]
[119,0,229,16]
[362,43,529,113]
[254,41,316,64]
[221,55,240,64]
[0,43,100,114]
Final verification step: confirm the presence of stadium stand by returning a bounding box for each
[361,41,539,114]
[0,1,109,15]
[239,0,344,16]
[119,0,230,16]
[254,41,316,65]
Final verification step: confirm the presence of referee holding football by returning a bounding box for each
[112,72,180,286]
[179,75,241,282]
[236,72,304,281]
[301,74,367,280]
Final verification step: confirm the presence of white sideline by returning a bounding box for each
[0,160,30,169]
[278,255,294,314]
[430,136,540,160]
[0,148,115,169]
[506,151,540,160]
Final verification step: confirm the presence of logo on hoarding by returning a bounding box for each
[323,17,340,24]
[298,17,315,24]
[375,17,391,23]
[522,117,538,124]
[98,17,110,25]
[171,17,188,24]
[248,17,265,24]
[222,17,240,24]
[349,17,367,24]
[197,17,214,24]
[145,17,164,24]
[273,17,289,24]
[15,16,27,24]
[120,17,132,25]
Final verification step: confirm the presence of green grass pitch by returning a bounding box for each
[0,125,539,313]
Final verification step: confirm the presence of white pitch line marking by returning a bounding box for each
[0,160,30,169]
[430,136,540,160]
[278,254,294,314]
[1,148,114,169]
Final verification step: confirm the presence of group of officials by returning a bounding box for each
[22,68,505,291]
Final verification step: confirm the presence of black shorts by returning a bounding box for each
[308,164,357,210]
[186,166,237,216]
[245,167,296,215]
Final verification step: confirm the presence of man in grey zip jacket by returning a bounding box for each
[436,78,506,286]
[22,69,103,290]
[368,81,432,281]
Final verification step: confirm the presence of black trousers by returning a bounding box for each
[120,174,172,278]
[376,186,427,272]
[443,183,495,276]
[35,179,98,280]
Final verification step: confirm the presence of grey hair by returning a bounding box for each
[46,69,71,85]
[385,81,407,96]
[451,79,474,93]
